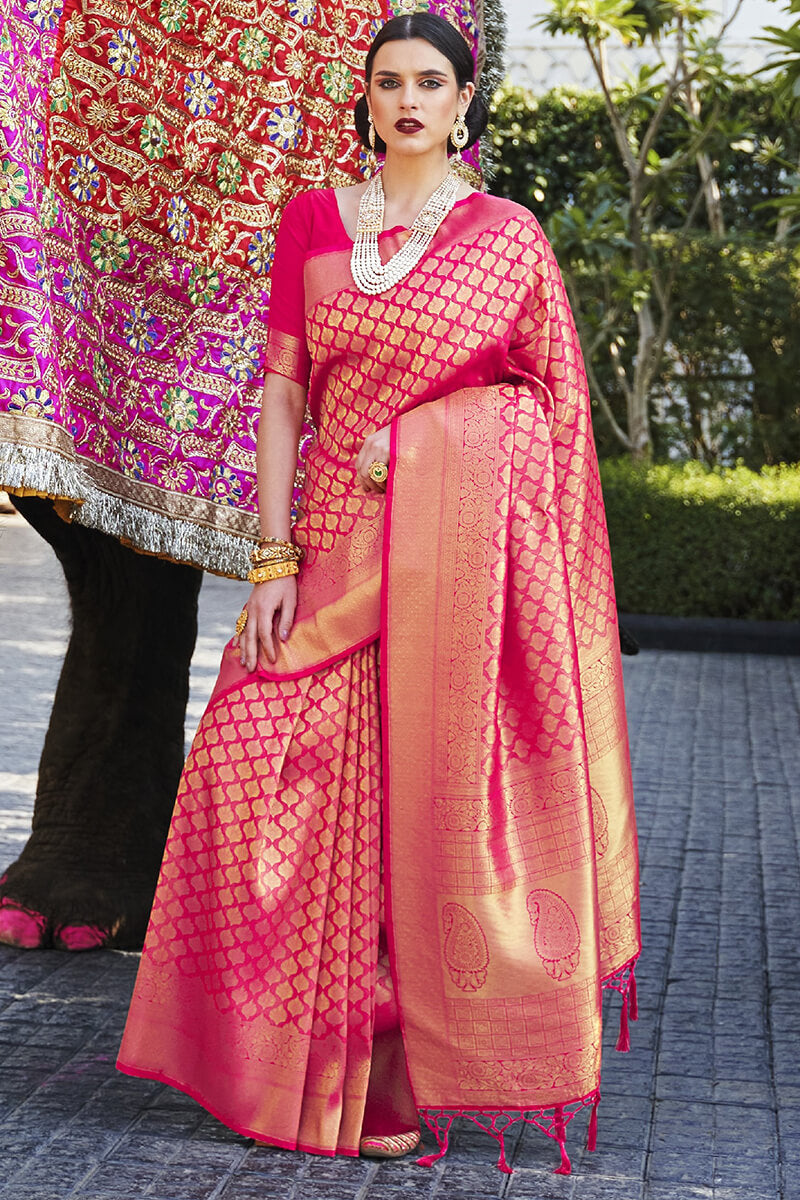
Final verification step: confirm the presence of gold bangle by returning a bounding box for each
[250,543,302,565]
[248,560,299,584]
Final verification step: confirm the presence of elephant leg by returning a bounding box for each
[0,496,203,950]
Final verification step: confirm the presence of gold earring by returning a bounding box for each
[450,112,469,160]
[365,111,378,177]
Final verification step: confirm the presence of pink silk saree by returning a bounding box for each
[117,188,641,1171]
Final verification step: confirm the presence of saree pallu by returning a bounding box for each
[118,192,641,1170]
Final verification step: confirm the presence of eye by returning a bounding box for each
[377,79,399,88]
[420,79,443,88]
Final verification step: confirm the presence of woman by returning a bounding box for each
[118,13,641,1174]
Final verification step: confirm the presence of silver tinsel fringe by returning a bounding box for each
[73,488,252,579]
[0,440,88,505]
[479,0,508,185]
[0,441,252,578]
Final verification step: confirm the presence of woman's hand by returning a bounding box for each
[355,424,392,493]
[233,577,297,672]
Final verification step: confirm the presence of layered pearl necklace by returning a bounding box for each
[350,170,461,296]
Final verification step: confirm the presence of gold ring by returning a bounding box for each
[367,460,389,485]
[235,609,248,636]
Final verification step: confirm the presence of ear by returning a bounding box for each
[459,81,475,114]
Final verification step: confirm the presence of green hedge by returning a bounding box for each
[600,460,800,620]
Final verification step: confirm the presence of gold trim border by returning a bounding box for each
[0,428,257,578]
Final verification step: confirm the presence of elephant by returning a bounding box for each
[1,494,202,949]
[0,0,504,949]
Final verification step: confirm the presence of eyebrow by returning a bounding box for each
[373,69,450,78]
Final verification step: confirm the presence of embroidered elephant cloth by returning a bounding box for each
[0,0,486,575]
[118,188,641,1165]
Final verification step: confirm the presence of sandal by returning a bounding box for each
[359,1130,420,1159]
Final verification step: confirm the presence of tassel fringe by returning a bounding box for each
[418,1092,599,1176]
[603,955,640,1054]
[587,1093,600,1152]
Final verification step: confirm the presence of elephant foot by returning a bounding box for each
[53,923,114,952]
[0,900,116,952]
[0,869,146,951]
[0,899,47,948]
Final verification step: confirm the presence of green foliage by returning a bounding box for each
[600,459,800,618]
[489,81,799,236]
[488,82,800,466]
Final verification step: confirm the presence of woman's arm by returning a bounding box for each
[236,371,307,672]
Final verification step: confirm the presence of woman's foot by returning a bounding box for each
[359,1130,420,1159]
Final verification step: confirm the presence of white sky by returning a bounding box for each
[505,0,782,44]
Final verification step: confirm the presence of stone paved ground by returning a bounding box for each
[1,509,798,1200]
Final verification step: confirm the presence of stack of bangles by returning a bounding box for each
[247,535,303,584]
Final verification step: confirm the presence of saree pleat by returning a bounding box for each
[118,646,381,1156]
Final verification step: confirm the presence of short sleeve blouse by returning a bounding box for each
[263,190,346,390]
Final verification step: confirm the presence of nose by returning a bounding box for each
[398,82,418,110]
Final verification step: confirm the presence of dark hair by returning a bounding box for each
[354,13,489,156]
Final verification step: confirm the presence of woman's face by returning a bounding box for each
[366,37,474,161]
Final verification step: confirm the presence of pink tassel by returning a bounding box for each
[554,1139,572,1175]
[629,972,638,1021]
[616,989,630,1051]
[495,1131,513,1175]
[552,1105,572,1175]
[587,1094,599,1152]
[416,1118,452,1168]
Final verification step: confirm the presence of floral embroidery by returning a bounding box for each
[123,306,158,353]
[63,10,84,40]
[120,183,151,216]
[0,159,29,210]
[49,73,72,114]
[118,435,146,479]
[246,228,275,276]
[108,29,140,77]
[267,105,303,151]
[25,0,63,33]
[40,185,59,228]
[92,352,111,397]
[391,0,429,13]
[61,264,87,312]
[221,336,259,383]
[184,71,218,118]
[160,462,192,491]
[207,223,228,254]
[140,115,168,161]
[203,16,224,46]
[24,114,44,167]
[285,49,307,77]
[322,61,353,103]
[187,265,221,306]
[89,229,131,274]
[161,387,199,432]
[8,386,54,418]
[158,0,187,33]
[86,98,118,132]
[32,250,48,290]
[238,28,270,70]
[68,155,101,203]
[166,195,190,242]
[216,151,242,197]
[288,0,317,26]
[210,463,243,505]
